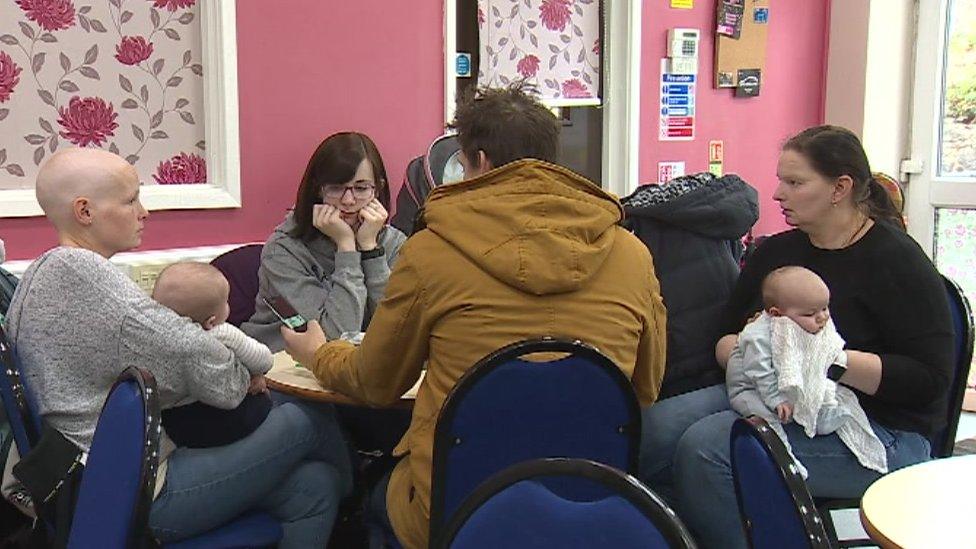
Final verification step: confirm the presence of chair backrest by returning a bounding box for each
[933,275,975,458]
[210,244,264,327]
[730,416,830,549]
[436,458,696,549]
[425,133,462,188]
[391,134,462,236]
[0,265,19,320]
[429,338,641,538]
[67,367,161,549]
[0,324,39,457]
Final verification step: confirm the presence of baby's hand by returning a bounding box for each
[248,375,268,395]
[776,402,793,423]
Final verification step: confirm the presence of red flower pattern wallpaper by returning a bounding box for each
[0,0,206,189]
[935,208,976,316]
[477,0,600,104]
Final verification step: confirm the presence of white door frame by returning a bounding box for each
[905,0,976,255]
[443,1,642,197]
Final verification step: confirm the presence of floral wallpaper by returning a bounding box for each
[935,208,976,306]
[477,0,601,104]
[0,0,206,191]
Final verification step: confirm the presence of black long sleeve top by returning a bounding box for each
[720,221,954,438]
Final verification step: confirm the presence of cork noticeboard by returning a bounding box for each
[714,0,770,90]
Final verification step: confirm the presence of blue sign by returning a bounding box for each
[662,96,690,106]
[456,53,472,78]
[662,74,695,83]
[754,7,769,24]
[663,84,691,94]
[663,107,689,116]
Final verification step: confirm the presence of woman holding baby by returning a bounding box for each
[659,126,954,548]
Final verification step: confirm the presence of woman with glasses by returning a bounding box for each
[243,132,407,351]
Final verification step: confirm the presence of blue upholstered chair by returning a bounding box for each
[0,325,38,462]
[932,274,974,459]
[65,367,282,549]
[436,458,696,549]
[819,274,975,546]
[428,338,641,543]
[730,416,831,549]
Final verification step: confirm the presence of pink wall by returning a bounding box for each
[639,1,829,235]
[1,0,445,260]
[2,1,830,259]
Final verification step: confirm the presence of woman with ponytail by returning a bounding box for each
[666,125,953,548]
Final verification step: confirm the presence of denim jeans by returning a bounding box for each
[673,409,932,549]
[367,467,398,549]
[638,384,731,503]
[149,402,353,548]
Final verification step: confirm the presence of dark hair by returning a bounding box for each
[291,132,390,240]
[448,81,560,170]
[783,125,905,230]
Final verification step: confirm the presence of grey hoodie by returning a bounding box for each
[241,213,406,351]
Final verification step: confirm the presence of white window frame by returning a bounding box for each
[1,0,240,218]
[443,1,641,197]
[905,0,976,255]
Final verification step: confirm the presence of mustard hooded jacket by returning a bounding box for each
[309,159,667,548]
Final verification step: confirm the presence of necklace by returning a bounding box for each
[844,214,871,247]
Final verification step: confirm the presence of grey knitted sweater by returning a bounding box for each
[5,247,251,453]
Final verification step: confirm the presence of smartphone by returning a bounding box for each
[262,295,308,333]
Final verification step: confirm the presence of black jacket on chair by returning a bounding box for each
[622,173,759,400]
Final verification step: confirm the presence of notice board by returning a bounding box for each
[714,0,770,90]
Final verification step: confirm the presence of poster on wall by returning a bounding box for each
[0,0,207,194]
[659,59,696,141]
[477,0,602,107]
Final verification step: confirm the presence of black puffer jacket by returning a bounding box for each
[622,173,759,400]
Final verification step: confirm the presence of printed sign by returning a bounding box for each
[659,59,696,141]
[456,53,472,78]
[717,0,745,39]
[708,140,724,177]
[658,162,686,184]
[708,140,724,163]
[735,68,761,97]
[754,7,769,24]
[671,0,693,8]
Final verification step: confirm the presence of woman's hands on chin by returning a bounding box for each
[356,199,388,251]
[313,204,356,252]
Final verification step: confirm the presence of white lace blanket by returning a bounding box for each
[770,316,888,474]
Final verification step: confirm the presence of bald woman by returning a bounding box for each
[7,148,351,547]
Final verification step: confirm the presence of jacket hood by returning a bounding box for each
[423,159,623,296]
[621,173,759,239]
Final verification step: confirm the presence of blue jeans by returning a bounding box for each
[149,402,353,548]
[674,409,932,549]
[639,384,731,503]
[367,468,398,549]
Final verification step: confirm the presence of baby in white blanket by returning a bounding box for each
[726,266,887,476]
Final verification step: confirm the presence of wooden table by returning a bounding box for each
[859,454,976,548]
[265,351,422,406]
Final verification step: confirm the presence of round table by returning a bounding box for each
[265,351,421,406]
[859,454,976,548]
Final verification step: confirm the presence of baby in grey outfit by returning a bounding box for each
[726,266,886,475]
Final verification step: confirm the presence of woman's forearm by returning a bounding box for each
[715,334,738,370]
[839,349,883,395]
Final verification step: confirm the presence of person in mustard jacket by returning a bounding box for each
[282,84,668,549]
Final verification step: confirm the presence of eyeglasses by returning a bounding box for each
[321,184,375,200]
